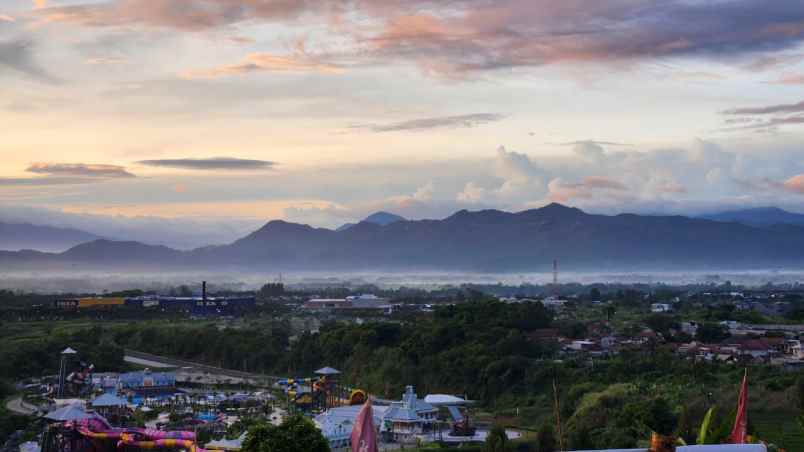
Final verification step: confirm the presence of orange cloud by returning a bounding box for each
[182,53,343,78]
[784,175,804,194]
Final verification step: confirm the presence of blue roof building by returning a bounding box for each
[118,370,175,392]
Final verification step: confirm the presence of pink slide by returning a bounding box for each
[74,419,220,451]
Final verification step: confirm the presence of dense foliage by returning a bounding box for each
[242,415,330,452]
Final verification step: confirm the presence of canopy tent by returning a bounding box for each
[90,393,127,408]
[424,394,469,406]
[315,367,341,376]
[44,404,94,422]
[205,433,246,451]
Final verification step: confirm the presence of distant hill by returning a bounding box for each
[701,207,804,227]
[336,211,406,231]
[6,203,804,271]
[0,222,101,252]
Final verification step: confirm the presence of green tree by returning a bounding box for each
[485,424,508,452]
[243,415,330,452]
[644,398,678,436]
[696,323,729,343]
[536,423,557,452]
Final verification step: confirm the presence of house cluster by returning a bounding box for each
[540,321,658,358]
[674,322,804,370]
[499,296,568,310]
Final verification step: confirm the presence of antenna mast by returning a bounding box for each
[552,259,559,298]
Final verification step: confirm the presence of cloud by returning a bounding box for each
[0,15,15,22]
[560,140,633,147]
[351,113,506,133]
[34,0,325,30]
[0,39,55,82]
[547,176,628,203]
[457,146,545,204]
[783,175,804,194]
[770,74,804,85]
[740,116,804,130]
[36,1,804,78]
[743,53,804,71]
[723,100,804,115]
[362,0,804,77]
[0,177,99,186]
[183,52,343,78]
[26,163,135,178]
[137,157,275,171]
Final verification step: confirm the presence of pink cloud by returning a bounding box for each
[784,175,804,194]
[33,0,804,78]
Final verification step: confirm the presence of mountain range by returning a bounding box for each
[6,203,804,272]
[700,207,804,227]
[0,222,102,252]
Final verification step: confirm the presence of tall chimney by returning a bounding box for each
[202,281,207,301]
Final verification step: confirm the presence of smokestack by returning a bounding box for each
[202,281,207,301]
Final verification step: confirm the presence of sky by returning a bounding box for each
[2,0,804,247]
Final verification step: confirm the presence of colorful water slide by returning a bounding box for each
[75,418,221,452]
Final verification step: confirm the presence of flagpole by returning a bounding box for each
[553,379,565,452]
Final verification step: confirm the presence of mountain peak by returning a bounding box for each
[337,211,406,231]
[363,211,405,225]
[538,202,582,213]
[517,203,585,219]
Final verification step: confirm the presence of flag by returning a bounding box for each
[351,400,378,452]
[729,369,748,444]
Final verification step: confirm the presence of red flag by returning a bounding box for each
[351,400,378,452]
[729,370,748,444]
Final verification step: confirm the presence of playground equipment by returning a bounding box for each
[447,406,476,437]
[278,369,367,414]
[65,362,95,395]
[348,389,367,406]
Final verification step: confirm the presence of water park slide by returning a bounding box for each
[75,418,221,452]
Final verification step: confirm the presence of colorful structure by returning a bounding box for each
[278,366,347,413]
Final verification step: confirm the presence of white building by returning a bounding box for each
[381,386,438,443]
[650,303,673,313]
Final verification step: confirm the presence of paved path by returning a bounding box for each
[6,397,38,416]
[124,349,284,384]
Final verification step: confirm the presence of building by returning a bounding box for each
[681,321,699,336]
[54,299,79,309]
[124,296,256,315]
[118,370,176,393]
[650,303,673,313]
[541,297,567,310]
[380,386,438,443]
[314,404,389,450]
[304,294,391,313]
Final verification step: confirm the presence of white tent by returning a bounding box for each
[677,445,767,452]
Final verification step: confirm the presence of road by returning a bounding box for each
[6,397,39,416]
[123,349,284,384]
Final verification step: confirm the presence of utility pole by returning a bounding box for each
[552,259,559,299]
